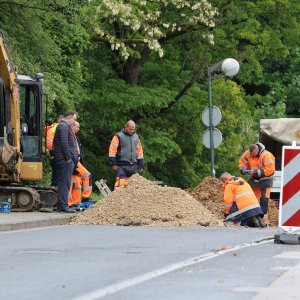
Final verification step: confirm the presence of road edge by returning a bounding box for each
[0,216,72,232]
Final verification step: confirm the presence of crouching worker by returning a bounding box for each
[109,120,144,189]
[220,172,266,228]
[68,121,94,207]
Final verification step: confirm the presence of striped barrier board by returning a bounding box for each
[279,146,300,232]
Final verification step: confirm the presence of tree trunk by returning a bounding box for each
[118,48,150,85]
[121,57,141,84]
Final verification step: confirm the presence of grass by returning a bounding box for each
[91,191,104,201]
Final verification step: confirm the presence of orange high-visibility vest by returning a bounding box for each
[46,122,59,151]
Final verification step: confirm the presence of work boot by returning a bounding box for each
[39,206,54,213]
[59,207,76,213]
[248,216,267,228]
[256,216,267,228]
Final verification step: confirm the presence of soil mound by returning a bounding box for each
[268,200,278,227]
[188,177,224,220]
[72,174,224,227]
[188,176,278,227]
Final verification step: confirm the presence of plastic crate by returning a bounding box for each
[80,202,94,209]
[0,202,10,213]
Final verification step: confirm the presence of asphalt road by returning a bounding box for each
[0,225,299,300]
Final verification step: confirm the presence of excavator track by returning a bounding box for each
[0,185,58,212]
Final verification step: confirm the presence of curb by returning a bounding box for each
[0,216,72,232]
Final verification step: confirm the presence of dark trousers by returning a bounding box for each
[50,156,58,186]
[116,164,139,178]
[56,160,74,209]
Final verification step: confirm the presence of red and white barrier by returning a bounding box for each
[279,146,300,232]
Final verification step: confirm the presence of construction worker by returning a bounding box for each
[238,143,275,224]
[46,115,63,186]
[109,120,144,189]
[220,172,266,228]
[68,121,93,207]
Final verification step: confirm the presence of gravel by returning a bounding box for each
[71,174,224,227]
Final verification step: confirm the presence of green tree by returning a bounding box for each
[84,0,218,84]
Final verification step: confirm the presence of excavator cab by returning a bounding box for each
[18,74,44,181]
[0,74,44,181]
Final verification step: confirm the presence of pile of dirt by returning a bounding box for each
[188,176,278,227]
[188,177,224,220]
[71,174,224,227]
[268,200,278,227]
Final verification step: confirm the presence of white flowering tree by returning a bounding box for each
[86,0,218,84]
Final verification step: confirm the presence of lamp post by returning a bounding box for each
[207,58,240,177]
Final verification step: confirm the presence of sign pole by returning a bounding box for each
[204,58,239,178]
[208,68,215,177]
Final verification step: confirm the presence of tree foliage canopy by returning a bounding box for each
[1,0,300,188]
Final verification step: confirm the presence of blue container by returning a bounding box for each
[80,202,94,209]
[0,202,10,213]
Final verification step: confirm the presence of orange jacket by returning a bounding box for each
[223,176,262,222]
[238,143,275,179]
[46,122,59,151]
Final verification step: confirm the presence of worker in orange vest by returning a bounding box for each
[220,172,266,227]
[238,143,275,225]
[108,120,144,189]
[46,115,63,186]
[68,121,94,207]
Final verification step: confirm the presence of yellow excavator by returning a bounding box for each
[0,31,56,211]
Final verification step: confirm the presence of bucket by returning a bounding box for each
[0,202,10,213]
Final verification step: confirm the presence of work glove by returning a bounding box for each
[73,158,79,169]
[240,167,250,175]
[73,161,79,174]
[73,168,80,175]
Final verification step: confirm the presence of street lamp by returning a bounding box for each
[207,58,240,177]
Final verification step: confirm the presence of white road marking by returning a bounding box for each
[273,251,300,260]
[235,251,300,299]
[253,253,300,300]
[72,237,273,300]
[271,266,292,271]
